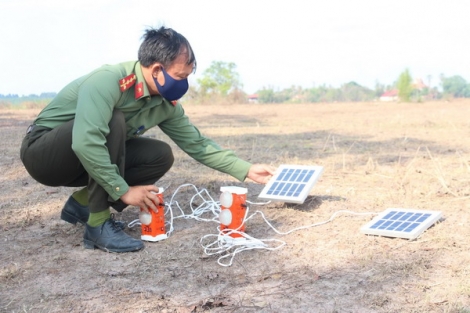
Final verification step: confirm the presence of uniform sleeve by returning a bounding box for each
[71,70,129,200]
[158,104,252,181]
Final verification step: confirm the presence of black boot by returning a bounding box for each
[60,196,89,225]
[61,196,126,229]
[83,218,144,253]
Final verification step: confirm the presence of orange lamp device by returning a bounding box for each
[219,186,248,239]
[139,190,168,242]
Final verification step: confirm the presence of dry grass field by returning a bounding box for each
[1,101,470,313]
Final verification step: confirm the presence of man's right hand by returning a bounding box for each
[120,185,161,213]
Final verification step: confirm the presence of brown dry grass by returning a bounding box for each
[1,101,470,313]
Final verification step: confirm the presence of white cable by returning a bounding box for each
[165,184,221,237]
[199,207,379,266]
[252,209,380,235]
[128,183,379,267]
[127,183,220,233]
[200,226,287,266]
[246,200,271,205]
[127,219,141,228]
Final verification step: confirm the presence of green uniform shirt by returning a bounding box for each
[34,61,251,200]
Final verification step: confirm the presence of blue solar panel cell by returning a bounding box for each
[280,183,289,196]
[395,222,411,231]
[266,182,276,195]
[303,170,313,182]
[369,222,381,229]
[404,223,420,232]
[408,214,421,222]
[286,183,297,196]
[284,169,293,181]
[417,214,431,222]
[393,212,406,220]
[388,221,402,230]
[290,170,299,181]
[399,212,413,221]
[378,220,393,229]
[383,211,396,219]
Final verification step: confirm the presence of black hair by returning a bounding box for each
[138,26,196,71]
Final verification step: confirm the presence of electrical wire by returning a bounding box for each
[129,183,379,267]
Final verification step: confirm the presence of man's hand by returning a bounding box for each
[120,185,161,213]
[246,164,276,184]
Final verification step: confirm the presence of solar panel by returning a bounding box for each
[258,164,324,204]
[361,208,442,240]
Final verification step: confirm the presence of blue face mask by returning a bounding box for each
[153,67,189,101]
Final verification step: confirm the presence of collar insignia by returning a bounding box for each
[119,74,136,92]
[171,100,177,106]
[135,82,144,99]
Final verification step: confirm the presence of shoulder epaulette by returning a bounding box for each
[119,74,136,92]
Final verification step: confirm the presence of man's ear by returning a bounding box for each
[150,63,162,78]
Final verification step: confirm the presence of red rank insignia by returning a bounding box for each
[118,74,136,92]
[171,100,177,106]
[135,82,144,99]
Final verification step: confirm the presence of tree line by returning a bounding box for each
[2,63,469,105]
[189,62,470,104]
[0,93,57,104]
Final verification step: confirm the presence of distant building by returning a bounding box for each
[379,79,429,102]
[379,90,398,102]
[412,78,427,91]
[248,94,258,103]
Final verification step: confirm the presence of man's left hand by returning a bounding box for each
[246,164,276,184]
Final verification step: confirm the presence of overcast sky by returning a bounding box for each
[1,0,469,95]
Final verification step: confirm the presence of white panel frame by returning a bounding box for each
[360,208,442,240]
[257,164,324,204]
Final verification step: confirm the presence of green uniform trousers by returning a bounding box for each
[20,110,174,213]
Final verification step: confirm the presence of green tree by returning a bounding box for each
[257,87,276,103]
[196,61,242,96]
[441,75,470,98]
[306,85,328,103]
[396,69,413,102]
[257,86,290,103]
[340,81,374,102]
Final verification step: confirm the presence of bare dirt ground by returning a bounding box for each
[1,101,470,313]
